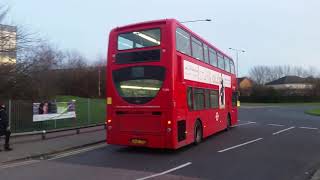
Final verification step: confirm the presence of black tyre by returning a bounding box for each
[226,114,231,131]
[194,121,202,145]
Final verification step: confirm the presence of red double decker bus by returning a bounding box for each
[106,19,238,149]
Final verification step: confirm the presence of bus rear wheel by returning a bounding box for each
[226,114,231,131]
[194,121,202,145]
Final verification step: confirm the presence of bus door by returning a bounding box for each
[230,91,238,124]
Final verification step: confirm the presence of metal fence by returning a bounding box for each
[1,99,106,133]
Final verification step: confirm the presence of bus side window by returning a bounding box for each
[194,88,205,110]
[225,57,231,73]
[203,44,209,64]
[210,90,219,108]
[205,89,210,109]
[218,53,225,70]
[187,87,193,110]
[191,37,204,61]
[176,28,191,56]
[229,60,235,74]
[209,48,217,67]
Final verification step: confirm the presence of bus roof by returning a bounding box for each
[113,19,234,61]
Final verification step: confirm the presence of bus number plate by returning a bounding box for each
[131,139,147,145]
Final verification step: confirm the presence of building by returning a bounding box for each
[237,77,253,96]
[0,24,17,64]
[265,76,313,90]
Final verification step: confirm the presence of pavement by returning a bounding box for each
[312,170,320,180]
[0,104,320,180]
[0,126,106,163]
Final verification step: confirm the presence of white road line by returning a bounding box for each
[48,143,107,160]
[299,127,319,130]
[232,121,256,127]
[0,160,40,170]
[268,124,285,127]
[272,126,295,135]
[218,138,263,153]
[0,143,106,170]
[136,162,192,180]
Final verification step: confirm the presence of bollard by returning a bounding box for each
[8,99,12,130]
[76,128,80,134]
[42,130,46,140]
[87,98,91,125]
[104,122,107,129]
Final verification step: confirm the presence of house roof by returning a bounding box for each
[237,77,251,83]
[265,76,307,85]
[237,77,253,87]
[0,24,17,32]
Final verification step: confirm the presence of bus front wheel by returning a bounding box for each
[194,121,203,145]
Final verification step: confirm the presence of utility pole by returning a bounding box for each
[98,66,101,97]
[229,48,245,78]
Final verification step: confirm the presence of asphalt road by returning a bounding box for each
[1,105,320,180]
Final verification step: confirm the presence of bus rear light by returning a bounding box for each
[167,120,172,125]
[108,126,112,130]
[185,131,188,134]
[167,128,172,132]
[107,119,112,123]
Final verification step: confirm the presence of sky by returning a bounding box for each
[2,0,320,76]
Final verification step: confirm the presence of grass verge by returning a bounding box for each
[305,109,320,116]
[241,102,320,107]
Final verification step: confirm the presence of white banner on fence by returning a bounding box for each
[33,101,76,122]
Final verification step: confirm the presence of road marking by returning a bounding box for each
[136,162,192,180]
[0,144,107,170]
[299,127,318,130]
[268,124,285,127]
[0,160,40,170]
[218,138,263,153]
[272,126,295,135]
[48,143,107,160]
[232,121,256,127]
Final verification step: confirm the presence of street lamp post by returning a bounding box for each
[229,48,245,78]
[180,19,212,24]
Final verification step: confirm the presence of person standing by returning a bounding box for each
[0,104,12,151]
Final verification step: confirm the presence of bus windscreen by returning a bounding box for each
[118,28,161,50]
[112,66,165,104]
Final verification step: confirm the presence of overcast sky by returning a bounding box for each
[3,0,320,76]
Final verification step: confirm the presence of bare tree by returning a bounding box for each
[249,65,319,85]
[0,4,106,99]
[0,4,47,99]
[249,66,270,85]
[0,5,9,23]
[62,50,87,69]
